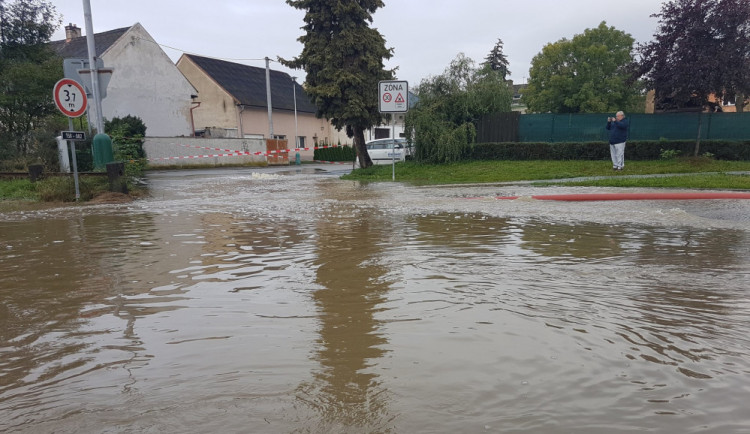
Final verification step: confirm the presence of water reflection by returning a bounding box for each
[295,201,395,431]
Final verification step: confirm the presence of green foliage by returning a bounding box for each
[282,0,394,167]
[524,22,643,114]
[105,115,147,179]
[0,0,62,166]
[405,53,512,164]
[482,38,510,80]
[314,144,355,162]
[105,115,147,138]
[660,149,682,160]
[637,0,750,111]
[0,178,37,199]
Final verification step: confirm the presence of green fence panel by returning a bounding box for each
[628,113,702,141]
[513,112,750,143]
[705,112,750,140]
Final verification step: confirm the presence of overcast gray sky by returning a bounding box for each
[51,0,663,86]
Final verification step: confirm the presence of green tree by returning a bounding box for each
[405,53,512,163]
[637,0,750,113]
[0,0,61,161]
[482,38,510,81]
[523,21,643,114]
[281,0,394,168]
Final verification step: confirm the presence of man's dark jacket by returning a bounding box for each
[606,118,629,144]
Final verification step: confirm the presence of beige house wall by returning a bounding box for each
[176,56,241,133]
[240,107,336,160]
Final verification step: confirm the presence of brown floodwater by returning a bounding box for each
[2,166,750,433]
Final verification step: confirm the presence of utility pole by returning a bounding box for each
[265,57,274,138]
[83,0,104,134]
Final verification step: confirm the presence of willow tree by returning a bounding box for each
[282,0,394,168]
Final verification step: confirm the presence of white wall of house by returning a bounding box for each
[99,24,196,137]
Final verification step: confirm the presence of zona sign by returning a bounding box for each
[379,80,408,113]
[53,78,88,118]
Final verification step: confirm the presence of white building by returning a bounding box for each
[50,23,196,137]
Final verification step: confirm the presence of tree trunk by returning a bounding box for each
[694,111,703,157]
[737,93,745,113]
[353,125,373,168]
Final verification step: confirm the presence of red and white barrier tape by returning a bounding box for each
[149,143,349,161]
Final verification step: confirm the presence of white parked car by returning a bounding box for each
[364,138,411,165]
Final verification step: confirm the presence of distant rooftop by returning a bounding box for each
[184,54,317,114]
[49,25,130,58]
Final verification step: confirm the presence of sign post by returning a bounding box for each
[378,80,409,180]
[53,78,88,200]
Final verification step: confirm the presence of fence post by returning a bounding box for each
[106,162,128,194]
[28,164,43,182]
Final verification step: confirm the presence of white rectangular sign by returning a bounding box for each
[378,80,409,113]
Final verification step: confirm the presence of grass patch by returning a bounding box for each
[544,173,750,189]
[0,179,39,200]
[342,159,750,188]
[0,176,111,202]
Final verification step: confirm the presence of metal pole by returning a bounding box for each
[392,116,396,181]
[82,0,104,134]
[292,77,299,148]
[68,118,81,200]
[265,57,274,138]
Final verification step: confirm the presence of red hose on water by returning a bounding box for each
[491,192,750,201]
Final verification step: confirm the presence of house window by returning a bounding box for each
[273,134,287,140]
[374,128,390,139]
[297,136,306,148]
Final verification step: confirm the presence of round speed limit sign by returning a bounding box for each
[53,78,88,118]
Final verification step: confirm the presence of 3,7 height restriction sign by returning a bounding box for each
[53,78,88,118]
[378,80,408,113]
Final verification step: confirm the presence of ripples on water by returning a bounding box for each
[1,168,750,433]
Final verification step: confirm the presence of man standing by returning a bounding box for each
[606,111,629,170]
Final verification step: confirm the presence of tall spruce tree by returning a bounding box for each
[482,38,510,81]
[282,0,394,168]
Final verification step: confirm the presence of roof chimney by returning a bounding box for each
[65,23,82,41]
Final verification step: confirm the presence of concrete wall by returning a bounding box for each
[100,24,196,137]
[144,137,268,167]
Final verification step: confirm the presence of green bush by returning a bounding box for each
[466,140,750,161]
[660,149,682,160]
[314,144,356,162]
[105,116,147,180]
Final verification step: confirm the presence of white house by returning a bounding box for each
[50,23,196,137]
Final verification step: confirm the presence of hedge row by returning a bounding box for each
[314,144,356,162]
[468,140,750,161]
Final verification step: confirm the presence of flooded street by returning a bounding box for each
[2,165,750,433]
